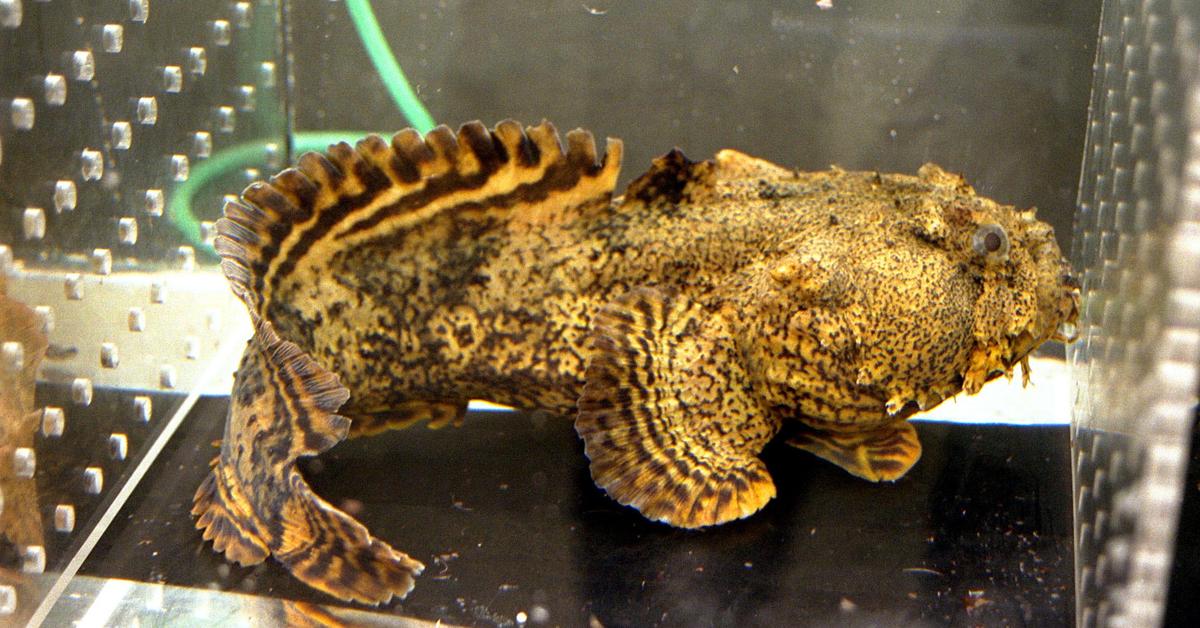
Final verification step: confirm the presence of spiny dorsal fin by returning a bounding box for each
[622,147,799,210]
[216,120,623,317]
[623,148,716,207]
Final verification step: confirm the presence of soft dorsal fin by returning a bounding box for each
[623,148,717,207]
[621,147,798,210]
[216,120,622,318]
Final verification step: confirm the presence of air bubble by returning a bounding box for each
[22,207,45,240]
[162,65,182,93]
[41,407,64,437]
[80,148,104,180]
[54,505,76,532]
[71,51,95,81]
[144,189,164,216]
[118,217,138,244]
[136,97,158,125]
[83,467,104,494]
[54,180,77,212]
[10,98,34,130]
[102,24,124,53]
[112,121,133,149]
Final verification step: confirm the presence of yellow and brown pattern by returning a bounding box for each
[195,120,1079,603]
[1,273,48,553]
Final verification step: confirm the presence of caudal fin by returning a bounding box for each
[192,322,423,604]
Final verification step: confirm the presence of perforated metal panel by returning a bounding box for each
[0,1,280,622]
[1070,1,1200,626]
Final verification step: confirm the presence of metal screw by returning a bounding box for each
[170,154,189,181]
[10,97,34,130]
[127,307,145,331]
[54,180,76,212]
[22,207,45,240]
[187,46,207,75]
[71,50,95,81]
[162,65,182,93]
[136,96,157,125]
[211,19,231,46]
[118,217,138,244]
[128,0,148,23]
[80,148,104,181]
[41,407,64,437]
[71,377,93,406]
[83,467,103,494]
[64,274,83,300]
[111,121,132,149]
[144,189,164,216]
[12,448,35,479]
[20,546,44,574]
[133,395,152,422]
[1,341,22,373]
[54,505,76,533]
[91,248,112,275]
[108,434,128,461]
[100,342,119,368]
[102,24,124,53]
[43,73,66,105]
[33,305,53,334]
[0,0,21,29]
[192,131,212,158]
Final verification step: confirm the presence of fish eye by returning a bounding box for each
[971,223,1009,259]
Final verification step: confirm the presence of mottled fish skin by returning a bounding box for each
[198,120,1079,603]
[0,272,49,552]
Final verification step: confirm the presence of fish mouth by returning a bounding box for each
[1054,280,1082,343]
[1004,280,1081,368]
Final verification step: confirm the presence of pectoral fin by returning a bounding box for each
[576,287,780,529]
[786,421,922,481]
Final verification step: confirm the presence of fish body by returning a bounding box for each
[1,272,48,552]
[195,120,1078,604]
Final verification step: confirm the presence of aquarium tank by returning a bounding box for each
[0,1,1197,626]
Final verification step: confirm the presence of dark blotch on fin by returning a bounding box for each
[624,148,715,207]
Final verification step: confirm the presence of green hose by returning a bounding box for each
[345,0,436,134]
[166,133,367,250]
[169,1,434,251]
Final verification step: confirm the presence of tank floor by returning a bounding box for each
[82,399,1073,626]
